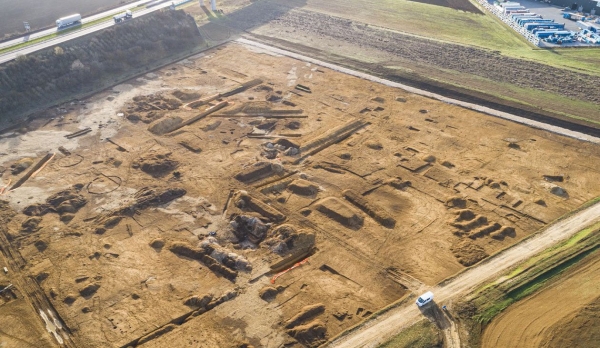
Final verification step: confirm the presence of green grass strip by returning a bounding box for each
[475,246,598,323]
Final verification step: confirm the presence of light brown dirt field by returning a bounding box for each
[482,250,600,348]
[542,295,600,348]
[330,201,600,348]
[0,296,56,348]
[0,43,599,347]
[197,0,600,127]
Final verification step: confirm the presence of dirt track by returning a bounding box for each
[328,201,600,348]
[481,250,600,348]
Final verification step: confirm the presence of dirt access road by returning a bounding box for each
[328,201,600,348]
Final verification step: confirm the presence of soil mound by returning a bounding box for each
[491,226,516,240]
[264,225,315,255]
[148,117,183,135]
[131,93,182,112]
[276,138,300,149]
[10,157,34,175]
[134,152,179,177]
[285,303,325,329]
[114,187,185,215]
[451,239,488,266]
[24,184,87,220]
[288,179,319,196]
[21,216,42,233]
[286,320,327,347]
[172,90,201,102]
[259,286,280,301]
[234,191,286,222]
[469,223,502,239]
[451,215,488,231]
[169,242,205,260]
[22,203,50,216]
[184,294,213,308]
[343,189,396,228]
[230,215,269,244]
[234,162,283,183]
[315,197,363,229]
[168,242,237,281]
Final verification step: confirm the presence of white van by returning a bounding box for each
[416,291,434,307]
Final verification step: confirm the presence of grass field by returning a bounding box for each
[302,0,600,75]
[468,223,600,324]
[447,222,600,347]
[378,320,442,348]
[480,245,600,347]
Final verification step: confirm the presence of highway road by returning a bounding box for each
[0,0,174,64]
[0,0,156,50]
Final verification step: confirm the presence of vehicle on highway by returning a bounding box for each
[416,291,434,307]
[114,10,133,23]
[56,14,82,29]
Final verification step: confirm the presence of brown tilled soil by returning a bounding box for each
[482,250,600,348]
[0,43,599,347]
[542,295,600,348]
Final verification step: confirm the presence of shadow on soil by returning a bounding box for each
[210,0,307,33]
[419,301,452,330]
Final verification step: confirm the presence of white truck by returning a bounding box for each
[56,14,82,29]
[416,291,434,307]
[113,10,133,23]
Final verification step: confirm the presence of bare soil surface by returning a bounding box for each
[181,0,600,130]
[330,201,600,347]
[1,43,600,347]
[542,295,600,348]
[482,250,600,348]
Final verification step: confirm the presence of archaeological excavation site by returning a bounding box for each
[1,42,600,348]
